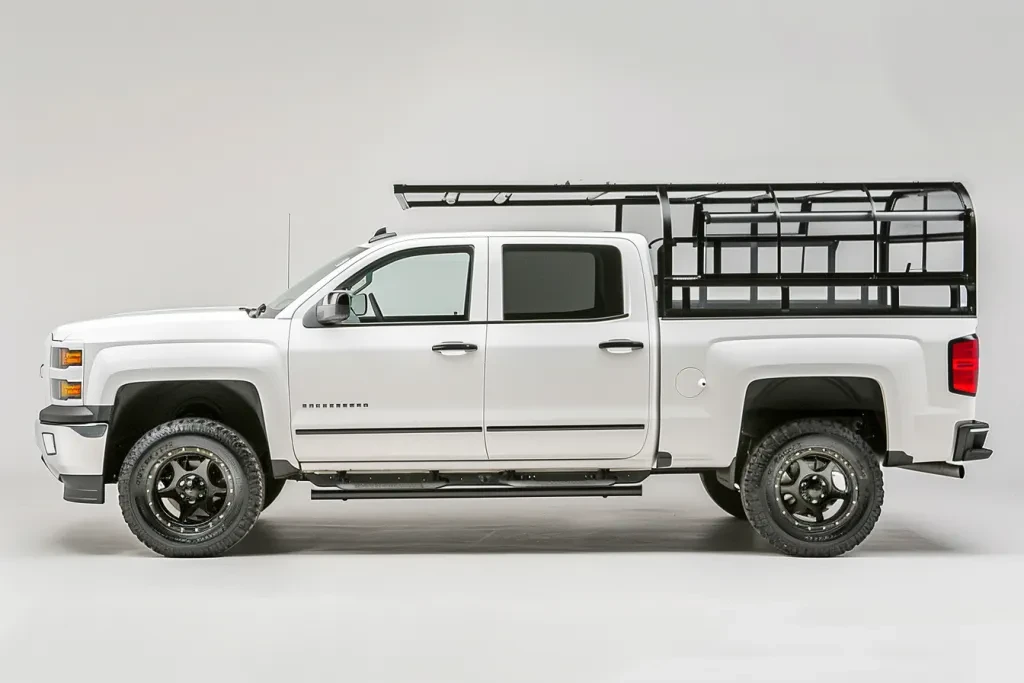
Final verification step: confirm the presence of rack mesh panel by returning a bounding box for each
[394,182,976,318]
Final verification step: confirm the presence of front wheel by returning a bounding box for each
[117,418,265,558]
[740,418,883,558]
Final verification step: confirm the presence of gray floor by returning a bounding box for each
[2,470,1021,683]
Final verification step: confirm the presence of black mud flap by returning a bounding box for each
[62,475,105,504]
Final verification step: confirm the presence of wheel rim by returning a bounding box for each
[144,447,236,536]
[772,447,860,534]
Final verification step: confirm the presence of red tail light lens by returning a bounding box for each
[949,336,979,396]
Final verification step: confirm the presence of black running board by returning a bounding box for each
[311,485,643,500]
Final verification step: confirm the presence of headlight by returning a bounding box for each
[58,380,82,400]
[56,348,82,368]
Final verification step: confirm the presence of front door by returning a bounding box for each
[483,236,653,460]
[288,237,488,462]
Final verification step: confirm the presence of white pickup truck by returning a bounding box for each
[35,181,991,558]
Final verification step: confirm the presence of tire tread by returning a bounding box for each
[740,418,884,558]
[116,417,264,558]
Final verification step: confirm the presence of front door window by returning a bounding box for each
[343,248,472,324]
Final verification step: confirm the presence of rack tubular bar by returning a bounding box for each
[706,209,965,224]
[394,182,966,208]
[669,232,963,246]
[395,196,960,208]
[665,272,967,287]
[394,182,961,196]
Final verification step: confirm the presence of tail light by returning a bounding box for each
[949,335,979,396]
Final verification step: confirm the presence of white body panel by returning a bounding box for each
[288,323,488,461]
[482,234,656,460]
[657,316,978,466]
[42,308,296,468]
[34,230,981,484]
[36,421,107,477]
[288,236,489,462]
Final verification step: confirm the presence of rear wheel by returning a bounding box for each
[699,470,746,520]
[740,418,883,558]
[117,417,265,558]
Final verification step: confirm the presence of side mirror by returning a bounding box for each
[351,292,368,317]
[316,290,351,325]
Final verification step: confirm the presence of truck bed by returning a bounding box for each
[657,315,978,468]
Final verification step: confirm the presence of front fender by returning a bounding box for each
[85,341,296,467]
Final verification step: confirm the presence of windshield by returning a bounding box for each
[264,246,368,315]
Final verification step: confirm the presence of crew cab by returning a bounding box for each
[35,181,992,557]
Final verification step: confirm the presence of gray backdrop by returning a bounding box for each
[2,3,1023,681]
[4,0,1018,487]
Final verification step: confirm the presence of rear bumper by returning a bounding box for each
[951,420,991,462]
[35,417,107,504]
[885,419,991,472]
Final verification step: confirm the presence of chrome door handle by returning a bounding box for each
[599,339,644,354]
[432,342,478,356]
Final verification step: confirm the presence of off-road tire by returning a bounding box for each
[117,418,265,558]
[740,418,884,558]
[699,470,747,520]
[262,477,287,511]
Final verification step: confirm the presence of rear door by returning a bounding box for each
[483,236,652,460]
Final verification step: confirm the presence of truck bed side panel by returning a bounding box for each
[658,317,978,466]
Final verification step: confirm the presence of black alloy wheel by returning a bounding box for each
[740,418,883,558]
[118,418,265,558]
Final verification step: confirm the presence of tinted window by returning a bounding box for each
[342,248,472,323]
[502,245,624,321]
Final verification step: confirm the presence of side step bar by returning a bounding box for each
[312,485,643,501]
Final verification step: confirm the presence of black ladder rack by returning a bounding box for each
[394,181,977,318]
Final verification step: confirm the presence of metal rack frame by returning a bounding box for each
[393,182,976,318]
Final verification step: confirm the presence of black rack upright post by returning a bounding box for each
[657,187,673,316]
[957,181,977,312]
[922,194,929,272]
[694,202,706,307]
[749,202,758,302]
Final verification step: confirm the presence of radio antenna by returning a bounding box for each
[286,213,292,288]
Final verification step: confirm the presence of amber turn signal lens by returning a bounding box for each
[58,380,82,400]
[58,348,82,367]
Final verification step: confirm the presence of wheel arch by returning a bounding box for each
[728,376,888,486]
[103,379,271,484]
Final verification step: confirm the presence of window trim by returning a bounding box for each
[302,245,475,328]
[489,312,629,325]
[499,243,626,323]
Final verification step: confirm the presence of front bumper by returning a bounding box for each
[35,418,107,504]
[951,420,991,462]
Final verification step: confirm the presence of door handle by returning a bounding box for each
[599,339,644,353]
[432,342,478,356]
